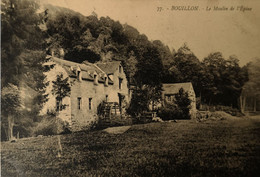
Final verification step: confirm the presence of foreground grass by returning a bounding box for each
[1,116,260,177]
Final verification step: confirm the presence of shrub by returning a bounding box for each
[32,115,70,136]
[158,88,191,120]
[158,102,178,120]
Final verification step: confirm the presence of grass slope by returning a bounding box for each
[1,117,260,177]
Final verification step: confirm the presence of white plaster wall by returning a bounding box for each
[40,62,130,131]
[40,62,71,123]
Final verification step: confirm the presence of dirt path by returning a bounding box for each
[103,126,131,134]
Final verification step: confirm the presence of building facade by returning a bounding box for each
[41,56,129,131]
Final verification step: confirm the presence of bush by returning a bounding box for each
[158,102,178,120]
[158,88,191,120]
[158,102,190,120]
[32,115,70,136]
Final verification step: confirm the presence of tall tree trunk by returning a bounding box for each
[240,95,244,113]
[7,114,14,141]
[243,96,246,113]
[240,95,246,114]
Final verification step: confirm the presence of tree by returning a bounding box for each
[152,40,174,70]
[1,0,44,87]
[126,43,164,116]
[1,0,48,140]
[175,88,191,119]
[171,44,211,104]
[1,84,21,140]
[202,52,248,108]
[51,74,71,112]
[241,58,260,112]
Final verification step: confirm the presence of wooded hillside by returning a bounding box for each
[44,4,251,109]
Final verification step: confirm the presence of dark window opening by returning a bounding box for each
[94,75,98,85]
[119,65,122,73]
[78,97,81,110]
[89,98,92,110]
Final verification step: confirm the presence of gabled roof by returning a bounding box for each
[96,61,121,74]
[47,56,113,84]
[162,82,194,94]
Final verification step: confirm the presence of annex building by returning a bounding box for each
[162,82,197,118]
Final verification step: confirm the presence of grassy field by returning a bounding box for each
[1,115,260,177]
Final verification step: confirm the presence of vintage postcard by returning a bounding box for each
[1,0,260,176]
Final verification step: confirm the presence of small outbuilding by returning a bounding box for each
[162,82,197,119]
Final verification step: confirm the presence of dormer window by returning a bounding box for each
[119,78,123,89]
[94,74,98,85]
[104,76,108,86]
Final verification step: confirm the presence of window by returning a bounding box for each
[94,74,98,85]
[77,97,81,110]
[165,95,171,102]
[119,65,122,73]
[105,95,108,102]
[89,98,92,110]
[119,78,123,89]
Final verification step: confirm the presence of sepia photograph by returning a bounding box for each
[1,0,260,176]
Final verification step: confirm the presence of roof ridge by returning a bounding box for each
[163,82,192,85]
[92,64,106,74]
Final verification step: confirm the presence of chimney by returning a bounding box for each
[59,48,65,58]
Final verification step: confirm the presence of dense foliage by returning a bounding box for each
[240,58,260,112]
[51,74,71,112]
[44,4,250,111]
[158,88,191,120]
[1,0,49,140]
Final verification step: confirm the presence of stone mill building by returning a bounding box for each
[41,56,130,131]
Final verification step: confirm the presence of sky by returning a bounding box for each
[43,0,260,66]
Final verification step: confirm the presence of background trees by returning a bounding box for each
[202,53,248,108]
[173,44,211,99]
[240,58,260,112]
